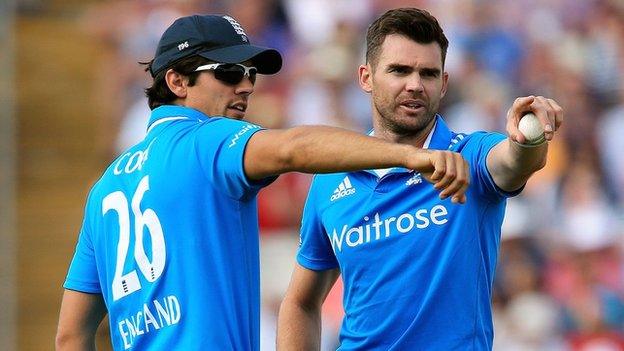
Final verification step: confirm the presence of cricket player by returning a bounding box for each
[55,14,469,350]
[277,8,563,350]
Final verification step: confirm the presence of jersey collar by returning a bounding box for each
[367,114,453,177]
[427,115,454,151]
[146,105,210,133]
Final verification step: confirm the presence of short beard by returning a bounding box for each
[377,107,437,137]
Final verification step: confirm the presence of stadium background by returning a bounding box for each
[2,0,624,349]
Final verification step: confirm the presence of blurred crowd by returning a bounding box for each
[47,0,624,349]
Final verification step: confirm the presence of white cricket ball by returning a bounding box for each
[518,113,545,145]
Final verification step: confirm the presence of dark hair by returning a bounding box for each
[141,55,212,110]
[366,8,449,68]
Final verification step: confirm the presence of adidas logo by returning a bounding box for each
[406,173,423,186]
[330,176,356,202]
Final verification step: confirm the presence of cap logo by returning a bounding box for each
[177,41,190,51]
[222,15,248,43]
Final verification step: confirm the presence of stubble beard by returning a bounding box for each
[375,100,437,138]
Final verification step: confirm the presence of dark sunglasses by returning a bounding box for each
[194,63,258,85]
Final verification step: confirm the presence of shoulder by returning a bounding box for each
[198,117,262,134]
[448,131,506,154]
[193,118,264,147]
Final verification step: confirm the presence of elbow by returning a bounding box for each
[281,293,322,317]
[55,328,72,350]
[279,294,301,314]
[55,327,88,350]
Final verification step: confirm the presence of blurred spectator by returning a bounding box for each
[444,56,511,133]
[545,247,624,350]
[81,0,205,159]
[597,87,624,208]
[544,160,624,349]
[558,160,621,253]
[584,0,624,106]
[494,203,565,350]
[457,1,525,83]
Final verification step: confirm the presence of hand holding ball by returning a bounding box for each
[518,113,546,146]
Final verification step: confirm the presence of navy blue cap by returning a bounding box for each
[150,14,282,77]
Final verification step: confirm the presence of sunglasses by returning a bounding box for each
[194,63,258,85]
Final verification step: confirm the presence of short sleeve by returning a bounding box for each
[452,132,523,201]
[64,202,101,293]
[296,178,339,271]
[193,118,276,200]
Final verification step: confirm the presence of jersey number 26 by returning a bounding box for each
[103,175,166,301]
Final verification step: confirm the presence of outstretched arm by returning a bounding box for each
[244,125,470,203]
[56,290,107,351]
[487,96,564,192]
[277,264,340,351]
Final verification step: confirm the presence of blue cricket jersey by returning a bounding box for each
[64,105,274,350]
[298,116,520,350]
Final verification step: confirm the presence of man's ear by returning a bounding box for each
[165,69,189,98]
[440,71,449,99]
[358,64,373,94]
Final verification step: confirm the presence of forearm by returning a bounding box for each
[488,139,548,192]
[277,298,323,351]
[245,126,469,203]
[277,125,426,174]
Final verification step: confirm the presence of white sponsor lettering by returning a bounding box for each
[346,226,364,247]
[118,295,181,349]
[229,124,260,148]
[431,205,449,225]
[330,225,347,252]
[415,209,430,228]
[396,213,414,233]
[329,205,449,252]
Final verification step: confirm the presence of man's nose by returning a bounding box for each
[236,76,254,96]
[405,73,424,94]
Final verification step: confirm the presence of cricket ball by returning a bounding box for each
[518,113,545,145]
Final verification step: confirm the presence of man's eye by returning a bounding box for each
[390,67,408,74]
[421,70,439,78]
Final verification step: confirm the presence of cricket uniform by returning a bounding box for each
[64,105,273,350]
[298,116,520,350]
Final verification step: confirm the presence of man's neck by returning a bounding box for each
[372,118,436,149]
